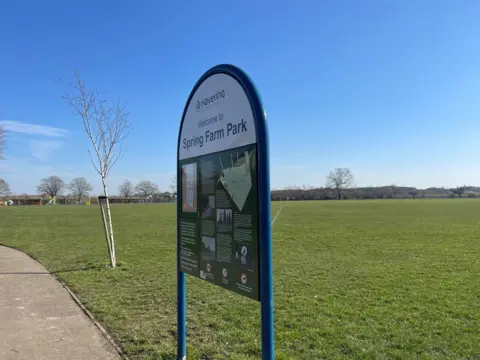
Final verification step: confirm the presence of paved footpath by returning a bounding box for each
[0,246,121,360]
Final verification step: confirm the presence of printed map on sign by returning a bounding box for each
[218,150,252,211]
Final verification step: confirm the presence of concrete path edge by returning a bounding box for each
[0,244,129,360]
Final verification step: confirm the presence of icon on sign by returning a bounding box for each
[206,263,211,273]
[222,268,228,278]
[240,273,247,284]
[235,243,253,270]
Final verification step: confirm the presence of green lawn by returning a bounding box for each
[0,200,479,359]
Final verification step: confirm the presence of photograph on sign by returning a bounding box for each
[201,236,216,261]
[202,195,215,218]
[181,162,197,212]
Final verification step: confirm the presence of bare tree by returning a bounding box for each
[169,175,177,195]
[408,190,419,199]
[37,176,65,197]
[0,178,10,195]
[390,184,397,199]
[326,168,354,200]
[302,184,315,190]
[119,179,134,203]
[135,180,159,198]
[0,126,5,159]
[0,128,6,195]
[62,70,130,268]
[440,187,451,198]
[69,177,93,201]
[450,186,466,198]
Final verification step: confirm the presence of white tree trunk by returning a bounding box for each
[102,178,116,268]
[99,197,113,263]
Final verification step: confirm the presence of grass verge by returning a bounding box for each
[1,200,479,359]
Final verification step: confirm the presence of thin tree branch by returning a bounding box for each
[61,69,131,268]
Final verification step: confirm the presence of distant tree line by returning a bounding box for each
[271,168,478,201]
[0,175,174,202]
[1,168,478,201]
[271,185,477,201]
[118,179,163,203]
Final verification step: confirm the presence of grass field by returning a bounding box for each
[0,200,479,359]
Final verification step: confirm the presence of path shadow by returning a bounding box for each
[0,265,104,275]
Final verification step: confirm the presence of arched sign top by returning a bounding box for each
[177,65,267,160]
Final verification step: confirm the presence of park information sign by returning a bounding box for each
[176,64,273,360]
[178,76,260,300]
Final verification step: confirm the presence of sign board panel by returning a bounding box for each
[176,64,274,360]
[177,73,261,300]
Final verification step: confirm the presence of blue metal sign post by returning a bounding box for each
[176,64,273,359]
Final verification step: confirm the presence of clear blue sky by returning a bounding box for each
[1,1,480,194]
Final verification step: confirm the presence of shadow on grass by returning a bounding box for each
[0,264,106,275]
[1,244,131,275]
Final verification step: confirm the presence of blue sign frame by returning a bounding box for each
[176,64,273,360]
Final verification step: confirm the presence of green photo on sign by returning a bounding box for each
[177,72,261,301]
